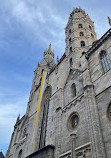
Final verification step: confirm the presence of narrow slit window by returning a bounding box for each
[69,29,71,34]
[69,47,72,53]
[69,38,71,44]
[71,83,76,97]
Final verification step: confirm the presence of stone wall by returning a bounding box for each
[26,145,55,158]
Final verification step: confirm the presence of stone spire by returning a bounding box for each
[108,16,111,27]
[48,43,51,51]
[44,43,54,59]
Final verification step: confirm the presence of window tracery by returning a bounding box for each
[67,113,79,130]
[100,50,111,73]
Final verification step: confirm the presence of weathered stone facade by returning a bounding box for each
[6,8,111,158]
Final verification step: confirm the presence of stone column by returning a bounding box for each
[56,106,62,158]
[70,133,77,158]
[81,53,106,158]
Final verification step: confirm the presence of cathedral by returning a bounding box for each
[6,8,111,158]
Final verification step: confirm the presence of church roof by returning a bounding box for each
[0,152,5,158]
[86,28,111,59]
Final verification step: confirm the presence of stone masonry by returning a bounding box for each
[6,8,111,158]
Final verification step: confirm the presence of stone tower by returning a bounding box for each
[65,8,97,67]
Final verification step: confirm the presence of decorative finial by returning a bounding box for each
[57,56,59,63]
[16,114,20,123]
[48,43,51,51]
[108,16,111,27]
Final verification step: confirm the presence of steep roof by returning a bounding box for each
[0,152,5,158]
[86,28,111,59]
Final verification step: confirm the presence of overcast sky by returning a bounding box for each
[0,0,111,155]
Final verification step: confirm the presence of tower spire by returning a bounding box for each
[48,43,51,51]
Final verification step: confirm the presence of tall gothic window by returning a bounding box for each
[67,113,79,130]
[71,114,79,129]
[100,50,111,73]
[81,41,85,47]
[39,86,52,149]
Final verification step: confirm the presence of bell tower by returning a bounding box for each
[65,8,97,65]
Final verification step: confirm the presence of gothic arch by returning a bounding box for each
[100,50,111,73]
[71,83,76,97]
[39,85,52,149]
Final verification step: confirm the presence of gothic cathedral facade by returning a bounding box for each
[6,8,111,158]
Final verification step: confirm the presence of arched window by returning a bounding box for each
[41,69,44,75]
[91,33,94,38]
[18,150,22,158]
[71,83,76,97]
[39,86,52,149]
[69,47,72,53]
[80,32,84,36]
[70,58,73,67]
[69,38,71,44]
[108,103,111,121]
[89,25,92,30]
[78,24,83,28]
[71,114,79,129]
[69,29,71,34]
[100,51,111,73]
[67,112,79,130]
[81,41,85,47]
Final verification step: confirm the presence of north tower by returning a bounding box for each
[65,8,97,67]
